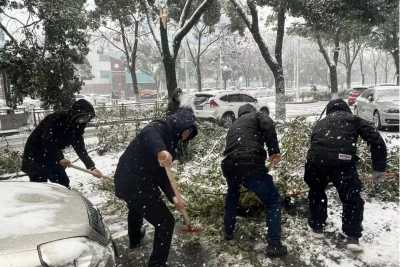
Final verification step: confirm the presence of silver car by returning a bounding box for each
[354,86,400,128]
[0,182,116,267]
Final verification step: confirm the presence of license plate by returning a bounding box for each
[195,106,203,110]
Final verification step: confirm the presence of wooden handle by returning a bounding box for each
[267,162,274,171]
[286,173,396,197]
[165,167,191,227]
[70,164,114,181]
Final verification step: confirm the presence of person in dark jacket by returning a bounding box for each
[21,99,102,188]
[221,104,287,257]
[305,99,387,252]
[114,108,198,267]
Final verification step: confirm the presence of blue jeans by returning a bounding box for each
[224,173,282,245]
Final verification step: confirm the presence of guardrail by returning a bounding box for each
[29,101,167,127]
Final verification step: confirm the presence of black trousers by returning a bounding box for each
[126,197,175,267]
[304,162,364,238]
[29,162,70,188]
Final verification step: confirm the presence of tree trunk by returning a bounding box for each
[223,79,227,90]
[346,68,351,91]
[391,50,399,85]
[131,20,140,102]
[385,68,388,83]
[374,68,378,85]
[330,65,338,99]
[160,20,178,98]
[229,0,286,119]
[360,51,365,85]
[196,64,202,92]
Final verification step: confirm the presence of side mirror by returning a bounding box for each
[367,95,373,102]
[254,98,258,103]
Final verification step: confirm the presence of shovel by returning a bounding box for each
[70,164,114,181]
[285,172,396,198]
[165,166,201,233]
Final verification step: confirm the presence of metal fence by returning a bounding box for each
[30,101,167,127]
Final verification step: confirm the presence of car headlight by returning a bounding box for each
[381,108,399,113]
[39,237,112,267]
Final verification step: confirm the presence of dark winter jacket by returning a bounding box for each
[21,99,96,176]
[114,109,198,202]
[221,104,280,179]
[307,99,387,172]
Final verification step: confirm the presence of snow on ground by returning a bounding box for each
[12,143,395,267]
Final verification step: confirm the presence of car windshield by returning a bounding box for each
[376,89,399,100]
[352,88,367,92]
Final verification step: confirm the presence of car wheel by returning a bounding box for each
[260,107,269,115]
[221,112,235,128]
[354,106,358,116]
[373,110,382,129]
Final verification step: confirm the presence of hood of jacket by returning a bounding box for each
[326,99,352,115]
[238,104,257,118]
[68,99,95,122]
[167,108,198,143]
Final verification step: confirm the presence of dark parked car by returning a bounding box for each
[348,86,368,106]
[140,89,157,100]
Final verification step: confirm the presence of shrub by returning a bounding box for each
[0,148,22,175]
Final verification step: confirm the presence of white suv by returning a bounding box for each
[192,90,271,127]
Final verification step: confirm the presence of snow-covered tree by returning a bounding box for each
[0,0,90,110]
[229,0,288,119]
[90,0,143,102]
[140,0,214,106]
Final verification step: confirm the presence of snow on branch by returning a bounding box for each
[140,0,162,54]
[172,0,213,58]
[229,0,252,30]
[178,0,193,30]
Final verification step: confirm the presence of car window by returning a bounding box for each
[377,89,400,101]
[220,95,228,102]
[193,94,213,105]
[352,87,367,93]
[241,94,256,102]
[228,94,243,102]
[360,89,372,98]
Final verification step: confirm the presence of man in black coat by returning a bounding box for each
[221,104,287,257]
[305,99,387,252]
[21,99,102,188]
[114,108,198,267]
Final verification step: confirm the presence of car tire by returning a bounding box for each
[260,107,269,115]
[373,110,382,129]
[221,112,235,128]
[354,106,358,116]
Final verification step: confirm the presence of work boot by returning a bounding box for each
[129,227,146,249]
[224,232,234,240]
[347,236,363,252]
[266,243,288,257]
[308,225,324,239]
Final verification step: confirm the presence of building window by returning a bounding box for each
[99,54,110,62]
[100,71,111,78]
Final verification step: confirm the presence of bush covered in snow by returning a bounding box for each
[0,148,22,175]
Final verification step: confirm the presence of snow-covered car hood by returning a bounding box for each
[376,100,400,109]
[0,182,91,255]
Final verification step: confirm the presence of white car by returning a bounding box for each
[0,182,116,267]
[192,90,271,127]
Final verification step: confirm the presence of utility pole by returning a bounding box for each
[296,38,300,101]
